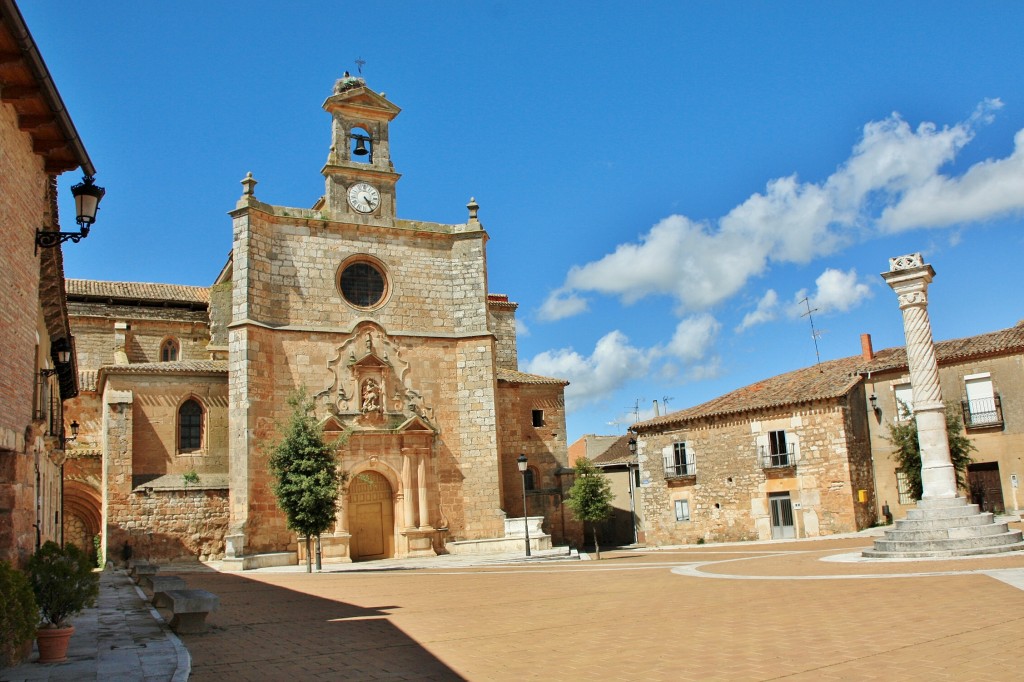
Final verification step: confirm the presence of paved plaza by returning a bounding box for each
[5,529,1024,681]
[179,533,1024,681]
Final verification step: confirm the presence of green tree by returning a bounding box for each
[268,388,345,572]
[887,402,975,502]
[565,457,615,559]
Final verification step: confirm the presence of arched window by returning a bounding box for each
[161,338,179,362]
[178,399,203,452]
[524,468,536,491]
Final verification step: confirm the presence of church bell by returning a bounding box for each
[352,136,370,156]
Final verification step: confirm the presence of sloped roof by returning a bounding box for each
[67,279,210,305]
[101,360,227,375]
[591,435,636,467]
[497,367,569,386]
[635,321,1024,431]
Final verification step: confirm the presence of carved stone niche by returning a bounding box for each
[315,322,436,433]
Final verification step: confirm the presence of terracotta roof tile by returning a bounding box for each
[67,279,210,305]
[497,367,569,386]
[101,360,227,375]
[591,435,636,466]
[636,321,1024,431]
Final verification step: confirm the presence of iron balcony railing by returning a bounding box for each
[759,447,797,469]
[664,461,696,478]
[961,395,1003,428]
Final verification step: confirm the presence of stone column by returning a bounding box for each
[417,453,430,529]
[401,451,416,528]
[882,253,956,499]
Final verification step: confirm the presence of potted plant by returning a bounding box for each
[27,542,99,664]
[0,560,37,667]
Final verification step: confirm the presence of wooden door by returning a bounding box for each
[968,462,1005,514]
[349,471,394,560]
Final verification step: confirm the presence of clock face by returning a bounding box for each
[347,182,381,213]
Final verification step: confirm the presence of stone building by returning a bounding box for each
[631,323,1024,546]
[0,0,96,567]
[66,75,571,567]
[568,434,643,546]
[861,324,1024,519]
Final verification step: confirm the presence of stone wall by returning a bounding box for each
[68,308,210,370]
[637,400,869,545]
[0,99,51,566]
[102,384,228,562]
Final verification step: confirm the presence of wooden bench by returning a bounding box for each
[148,575,187,606]
[163,589,219,634]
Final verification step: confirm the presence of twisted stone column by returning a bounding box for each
[882,254,957,498]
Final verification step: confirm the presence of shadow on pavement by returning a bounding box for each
[164,570,464,681]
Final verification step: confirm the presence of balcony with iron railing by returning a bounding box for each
[759,446,797,470]
[961,395,1003,429]
[664,461,696,480]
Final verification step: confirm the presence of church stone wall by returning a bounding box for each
[68,310,211,370]
[637,402,868,546]
[230,208,490,337]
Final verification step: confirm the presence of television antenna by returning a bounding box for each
[800,297,823,370]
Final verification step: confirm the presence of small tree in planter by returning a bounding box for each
[27,542,99,663]
[0,560,37,667]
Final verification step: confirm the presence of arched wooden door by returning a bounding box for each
[349,471,395,561]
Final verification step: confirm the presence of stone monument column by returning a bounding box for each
[881,253,957,499]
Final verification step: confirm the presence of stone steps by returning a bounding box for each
[863,496,1024,559]
[881,522,1010,542]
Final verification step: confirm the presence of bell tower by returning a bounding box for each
[322,74,402,222]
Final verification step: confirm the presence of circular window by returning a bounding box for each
[339,258,387,309]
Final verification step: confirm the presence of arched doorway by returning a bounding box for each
[349,471,395,560]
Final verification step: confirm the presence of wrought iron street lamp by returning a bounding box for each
[517,453,531,557]
[35,174,106,250]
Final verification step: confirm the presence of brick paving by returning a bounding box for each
[165,535,1024,681]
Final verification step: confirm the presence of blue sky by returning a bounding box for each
[24,2,1024,441]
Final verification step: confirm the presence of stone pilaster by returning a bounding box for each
[881,253,956,499]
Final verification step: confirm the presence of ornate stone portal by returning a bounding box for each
[309,322,440,562]
[864,254,1023,557]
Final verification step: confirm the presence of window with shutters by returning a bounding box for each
[674,499,690,522]
[664,441,695,477]
[759,430,797,468]
[893,382,914,421]
[962,373,1003,428]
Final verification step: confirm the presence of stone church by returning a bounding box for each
[63,75,573,568]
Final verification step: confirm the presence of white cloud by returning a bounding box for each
[665,314,721,362]
[514,318,530,337]
[523,330,652,409]
[790,268,872,316]
[541,101,1020,320]
[736,289,779,331]
[537,288,589,321]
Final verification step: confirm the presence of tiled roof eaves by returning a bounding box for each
[496,367,569,386]
[101,361,227,376]
[66,279,210,305]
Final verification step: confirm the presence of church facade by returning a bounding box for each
[64,77,572,567]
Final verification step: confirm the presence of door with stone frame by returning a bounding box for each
[349,470,396,560]
[769,493,796,539]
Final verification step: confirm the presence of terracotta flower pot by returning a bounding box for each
[35,625,74,664]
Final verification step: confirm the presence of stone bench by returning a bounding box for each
[148,575,187,606]
[163,589,219,634]
[132,563,159,584]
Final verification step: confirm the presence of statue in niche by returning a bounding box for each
[361,379,382,414]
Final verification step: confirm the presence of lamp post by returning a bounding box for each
[517,454,531,557]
